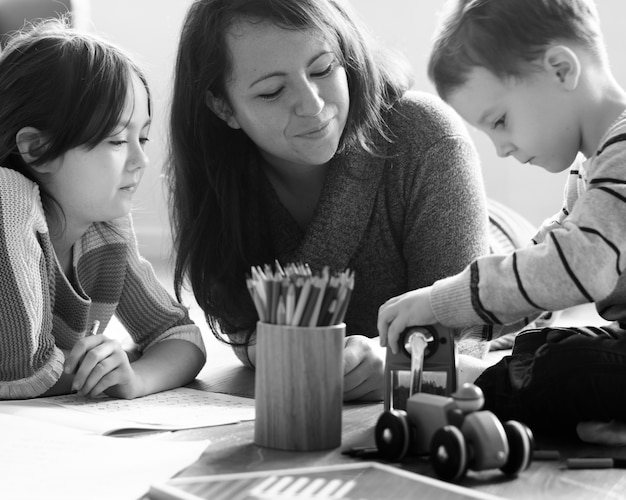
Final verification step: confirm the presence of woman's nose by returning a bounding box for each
[294,81,324,117]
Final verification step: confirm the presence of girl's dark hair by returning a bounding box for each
[0,17,151,216]
[428,0,604,100]
[166,0,412,343]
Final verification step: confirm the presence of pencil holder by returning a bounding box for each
[254,321,345,451]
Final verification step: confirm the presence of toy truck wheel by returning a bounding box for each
[375,409,411,461]
[500,420,534,475]
[430,425,468,482]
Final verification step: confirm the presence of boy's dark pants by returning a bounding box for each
[474,324,626,437]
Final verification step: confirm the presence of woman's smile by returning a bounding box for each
[294,119,332,139]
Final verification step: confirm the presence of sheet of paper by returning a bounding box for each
[0,387,254,435]
[0,413,209,500]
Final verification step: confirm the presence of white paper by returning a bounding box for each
[0,387,255,435]
[0,413,209,500]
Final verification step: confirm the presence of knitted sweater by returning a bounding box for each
[0,167,205,399]
[432,111,626,330]
[229,91,491,364]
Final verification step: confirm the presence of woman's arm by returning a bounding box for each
[404,132,489,291]
[231,328,384,401]
[229,329,257,367]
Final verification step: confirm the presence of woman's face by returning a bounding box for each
[217,20,350,172]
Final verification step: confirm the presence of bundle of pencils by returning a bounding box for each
[246,261,354,327]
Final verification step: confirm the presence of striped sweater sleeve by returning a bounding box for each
[0,169,64,399]
[114,216,206,358]
[430,129,626,331]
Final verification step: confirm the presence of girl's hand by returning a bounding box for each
[342,335,385,402]
[377,286,436,354]
[64,334,140,399]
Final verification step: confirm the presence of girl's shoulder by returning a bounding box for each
[0,166,37,191]
[0,167,46,229]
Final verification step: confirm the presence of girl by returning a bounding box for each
[0,19,206,400]
[166,0,490,401]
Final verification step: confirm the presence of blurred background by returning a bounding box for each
[2,0,624,264]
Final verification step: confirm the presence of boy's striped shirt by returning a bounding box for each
[431,111,626,334]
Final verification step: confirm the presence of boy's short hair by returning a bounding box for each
[428,0,605,100]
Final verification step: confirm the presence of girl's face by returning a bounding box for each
[218,20,350,172]
[43,73,151,231]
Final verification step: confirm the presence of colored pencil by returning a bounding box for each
[246,262,354,327]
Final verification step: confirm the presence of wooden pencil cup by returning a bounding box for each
[254,321,345,451]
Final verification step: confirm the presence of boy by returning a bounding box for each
[378,0,626,444]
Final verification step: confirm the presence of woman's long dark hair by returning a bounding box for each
[166,0,411,342]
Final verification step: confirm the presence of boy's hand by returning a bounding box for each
[342,335,384,402]
[64,335,140,399]
[377,286,436,354]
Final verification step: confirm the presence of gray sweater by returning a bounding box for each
[231,91,490,364]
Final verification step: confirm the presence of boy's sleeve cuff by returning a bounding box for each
[431,269,483,328]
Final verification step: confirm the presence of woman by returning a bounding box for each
[166,0,489,401]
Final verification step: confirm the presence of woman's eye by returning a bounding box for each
[140,137,150,148]
[109,140,127,146]
[259,88,283,101]
[312,63,334,78]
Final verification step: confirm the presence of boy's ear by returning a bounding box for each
[543,45,581,91]
[15,127,50,167]
[205,90,241,130]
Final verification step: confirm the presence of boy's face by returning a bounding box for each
[447,67,581,173]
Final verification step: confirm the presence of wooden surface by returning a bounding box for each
[139,337,626,500]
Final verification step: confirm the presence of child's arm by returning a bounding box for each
[0,169,66,399]
[380,153,626,351]
[64,335,205,399]
[114,339,205,398]
[433,156,626,327]
[378,287,436,353]
[112,219,207,397]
